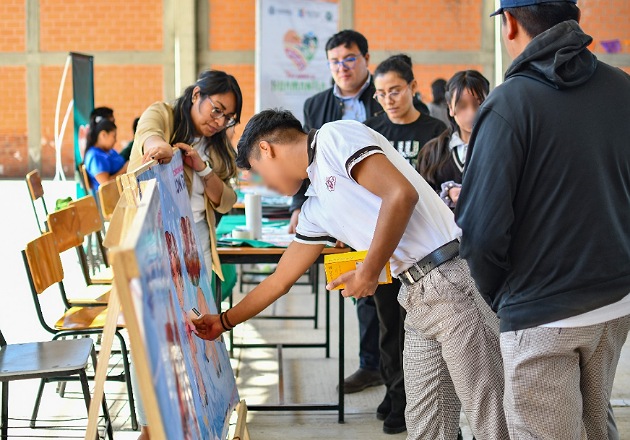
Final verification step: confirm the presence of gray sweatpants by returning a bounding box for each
[398,256,509,440]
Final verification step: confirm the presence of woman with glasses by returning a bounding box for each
[417,70,490,208]
[129,69,242,278]
[365,54,446,170]
[128,69,242,440]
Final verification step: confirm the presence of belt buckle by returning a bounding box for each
[402,270,416,285]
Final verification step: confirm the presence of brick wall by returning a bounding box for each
[0,0,25,52]
[39,0,163,52]
[208,0,256,51]
[355,0,484,52]
[0,0,628,178]
[0,67,27,177]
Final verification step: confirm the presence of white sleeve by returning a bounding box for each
[294,198,337,246]
[317,121,386,181]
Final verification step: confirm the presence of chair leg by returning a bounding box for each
[56,380,67,398]
[101,388,114,440]
[116,331,138,431]
[89,346,114,440]
[78,370,98,440]
[2,381,8,440]
[29,378,47,429]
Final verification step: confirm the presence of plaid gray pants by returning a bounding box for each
[501,314,630,439]
[398,256,509,440]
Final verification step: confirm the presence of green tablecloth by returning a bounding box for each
[216,215,290,248]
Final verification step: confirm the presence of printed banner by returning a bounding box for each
[132,151,238,439]
[258,0,339,122]
[71,52,94,168]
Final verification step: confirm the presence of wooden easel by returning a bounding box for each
[232,400,251,440]
[85,164,250,440]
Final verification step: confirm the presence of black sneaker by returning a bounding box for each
[383,411,406,435]
[376,394,391,421]
[338,368,383,394]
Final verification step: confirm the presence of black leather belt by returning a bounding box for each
[399,239,460,286]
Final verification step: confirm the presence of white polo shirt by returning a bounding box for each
[295,120,461,276]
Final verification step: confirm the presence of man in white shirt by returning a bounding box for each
[192,109,509,439]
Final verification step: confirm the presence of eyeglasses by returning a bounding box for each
[373,84,411,102]
[206,96,238,128]
[328,56,359,71]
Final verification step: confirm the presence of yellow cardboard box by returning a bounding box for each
[324,250,392,290]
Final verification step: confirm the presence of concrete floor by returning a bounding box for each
[2,178,630,439]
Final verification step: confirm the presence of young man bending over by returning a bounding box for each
[192,109,508,440]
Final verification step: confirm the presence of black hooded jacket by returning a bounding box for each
[455,21,630,332]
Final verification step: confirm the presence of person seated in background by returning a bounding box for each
[120,116,140,162]
[417,70,490,209]
[83,118,128,190]
[90,106,115,125]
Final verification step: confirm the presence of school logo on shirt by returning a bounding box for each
[325,176,336,192]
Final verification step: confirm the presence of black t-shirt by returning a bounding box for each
[364,112,447,169]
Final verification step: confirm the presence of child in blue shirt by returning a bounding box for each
[84,118,128,190]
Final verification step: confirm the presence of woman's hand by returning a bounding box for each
[175,142,207,172]
[448,186,461,205]
[191,314,224,341]
[142,137,174,164]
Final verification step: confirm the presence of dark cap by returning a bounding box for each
[490,0,577,17]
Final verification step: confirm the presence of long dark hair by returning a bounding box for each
[417,70,489,186]
[374,54,414,83]
[171,70,243,180]
[431,79,447,104]
[86,118,117,152]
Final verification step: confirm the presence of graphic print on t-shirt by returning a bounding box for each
[390,140,421,163]
[364,113,447,169]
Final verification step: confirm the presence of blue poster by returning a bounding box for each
[131,151,238,439]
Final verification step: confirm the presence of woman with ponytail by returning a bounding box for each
[417,70,490,208]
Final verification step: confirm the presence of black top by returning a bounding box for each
[364,112,446,169]
[455,20,630,332]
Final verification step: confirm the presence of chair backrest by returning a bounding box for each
[47,205,83,253]
[25,169,49,233]
[23,232,64,295]
[26,170,45,201]
[78,163,92,193]
[98,179,121,221]
[70,195,103,236]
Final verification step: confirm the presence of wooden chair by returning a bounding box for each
[25,170,49,233]
[69,195,113,283]
[98,179,121,222]
[0,328,113,440]
[78,163,92,195]
[21,232,137,430]
[46,205,111,308]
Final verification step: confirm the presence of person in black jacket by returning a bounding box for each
[456,1,630,438]
[291,30,386,407]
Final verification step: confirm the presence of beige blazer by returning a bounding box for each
[129,101,237,280]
